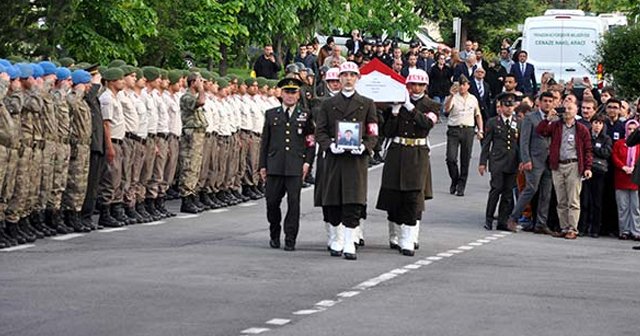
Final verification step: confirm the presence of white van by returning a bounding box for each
[520,12,608,86]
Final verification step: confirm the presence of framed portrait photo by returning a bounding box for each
[336,121,363,151]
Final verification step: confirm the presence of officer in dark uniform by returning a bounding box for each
[478,92,520,231]
[315,62,378,260]
[376,69,439,256]
[259,78,315,251]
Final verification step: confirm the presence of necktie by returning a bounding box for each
[505,118,510,127]
[521,63,525,74]
[478,81,484,97]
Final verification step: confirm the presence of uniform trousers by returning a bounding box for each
[206,133,220,193]
[37,139,56,211]
[251,133,262,185]
[6,146,33,222]
[147,136,168,199]
[486,171,516,227]
[140,136,156,202]
[198,134,214,193]
[97,141,124,206]
[323,204,365,229]
[266,175,302,243]
[178,129,205,197]
[445,127,475,190]
[379,189,421,226]
[49,142,70,210]
[215,136,230,191]
[0,146,8,222]
[162,135,179,196]
[224,134,239,190]
[81,151,105,220]
[239,130,254,187]
[29,144,44,212]
[121,138,136,206]
[127,139,146,208]
[61,144,90,212]
[232,133,243,190]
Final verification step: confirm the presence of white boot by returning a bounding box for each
[329,224,344,256]
[388,221,400,249]
[399,225,415,256]
[325,222,333,249]
[414,220,420,250]
[343,227,357,260]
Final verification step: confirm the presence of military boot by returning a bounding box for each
[64,210,91,232]
[18,218,37,242]
[23,215,44,239]
[98,205,123,228]
[112,203,135,225]
[199,191,217,210]
[50,209,72,234]
[30,211,52,237]
[145,198,164,220]
[0,221,18,246]
[136,201,153,222]
[207,192,223,208]
[180,195,200,214]
[192,193,208,211]
[156,197,176,217]
[233,189,250,202]
[213,192,229,207]
[125,205,144,224]
[5,221,26,245]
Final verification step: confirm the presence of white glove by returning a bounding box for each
[350,144,366,155]
[391,104,401,116]
[403,90,415,111]
[330,142,345,154]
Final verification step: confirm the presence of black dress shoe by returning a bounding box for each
[484,222,492,230]
[389,242,399,250]
[284,244,295,252]
[632,245,640,250]
[329,249,342,257]
[590,233,599,238]
[455,190,464,197]
[449,182,456,195]
[400,248,415,257]
[269,239,280,248]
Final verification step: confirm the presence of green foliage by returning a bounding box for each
[596,24,640,98]
[61,0,157,64]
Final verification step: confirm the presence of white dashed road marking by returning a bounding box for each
[0,244,35,252]
[99,228,128,233]
[50,233,85,241]
[241,232,513,334]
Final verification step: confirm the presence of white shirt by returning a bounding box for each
[132,90,148,138]
[447,93,481,127]
[118,89,138,133]
[100,89,125,140]
[142,88,158,134]
[154,89,169,133]
[202,95,216,133]
[165,91,182,136]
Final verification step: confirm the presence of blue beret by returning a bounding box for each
[39,61,57,76]
[56,67,71,80]
[71,70,91,85]
[0,59,11,67]
[6,65,20,80]
[16,63,33,79]
[31,64,44,78]
[0,64,5,74]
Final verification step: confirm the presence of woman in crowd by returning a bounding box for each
[612,119,640,240]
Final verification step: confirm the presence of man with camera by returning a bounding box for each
[253,44,281,80]
[536,101,593,239]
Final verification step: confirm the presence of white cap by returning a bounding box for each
[325,67,340,81]
[405,69,429,85]
[339,61,360,75]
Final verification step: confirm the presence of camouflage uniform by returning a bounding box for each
[178,90,207,198]
[61,88,92,212]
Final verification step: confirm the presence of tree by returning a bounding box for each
[61,0,157,64]
[596,24,640,98]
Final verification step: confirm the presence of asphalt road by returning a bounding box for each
[1,126,639,336]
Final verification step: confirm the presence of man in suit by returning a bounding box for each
[259,78,316,251]
[470,68,492,122]
[479,93,520,230]
[345,29,363,55]
[510,50,537,96]
[453,56,477,82]
[315,61,378,260]
[506,91,556,233]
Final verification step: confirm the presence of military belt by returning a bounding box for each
[125,132,143,143]
[111,138,123,145]
[148,133,156,139]
[392,137,427,147]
